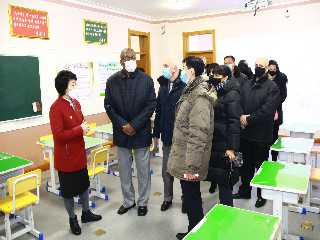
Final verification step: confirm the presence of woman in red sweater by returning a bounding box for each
[49,70,101,235]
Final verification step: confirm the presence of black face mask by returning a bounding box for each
[208,75,221,87]
[268,71,277,76]
[255,67,266,78]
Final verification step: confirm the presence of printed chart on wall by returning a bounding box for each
[60,62,94,100]
[93,62,122,96]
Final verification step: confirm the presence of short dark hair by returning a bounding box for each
[55,70,77,96]
[206,63,219,76]
[182,56,205,77]
[216,65,232,79]
[268,60,279,71]
[224,55,236,62]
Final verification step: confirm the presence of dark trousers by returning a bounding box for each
[180,180,204,231]
[218,184,233,206]
[271,123,280,161]
[239,138,270,198]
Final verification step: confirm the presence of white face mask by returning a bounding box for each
[124,60,137,73]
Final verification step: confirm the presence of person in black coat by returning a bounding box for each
[238,60,254,79]
[233,58,280,208]
[268,60,288,161]
[104,48,156,216]
[206,65,241,206]
[153,62,187,212]
[224,55,248,86]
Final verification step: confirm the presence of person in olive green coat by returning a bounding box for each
[167,56,216,240]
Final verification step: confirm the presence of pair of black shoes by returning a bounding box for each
[117,203,148,216]
[233,193,267,208]
[69,210,102,235]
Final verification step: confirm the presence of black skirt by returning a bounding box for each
[58,168,90,198]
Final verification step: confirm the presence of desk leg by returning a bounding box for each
[305,153,311,166]
[289,153,294,164]
[271,191,285,239]
[47,149,59,195]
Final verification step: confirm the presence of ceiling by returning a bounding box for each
[72,0,298,20]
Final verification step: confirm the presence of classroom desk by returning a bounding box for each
[38,136,104,196]
[184,204,281,240]
[251,161,311,239]
[94,123,113,140]
[0,152,33,197]
[271,137,314,165]
[92,124,120,176]
[93,124,154,177]
[280,122,319,139]
[0,152,32,175]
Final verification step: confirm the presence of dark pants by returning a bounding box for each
[208,152,233,206]
[180,180,204,231]
[271,123,280,161]
[239,138,270,198]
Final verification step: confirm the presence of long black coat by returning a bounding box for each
[104,69,156,149]
[240,75,280,144]
[153,75,186,146]
[272,72,288,125]
[210,79,241,169]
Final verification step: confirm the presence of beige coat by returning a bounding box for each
[167,77,216,181]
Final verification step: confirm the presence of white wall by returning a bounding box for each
[160,3,320,127]
[0,0,160,132]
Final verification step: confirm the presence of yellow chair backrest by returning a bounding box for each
[7,169,42,197]
[39,134,52,142]
[86,123,97,136]
[91,146,109,165]
[89,147,109,177]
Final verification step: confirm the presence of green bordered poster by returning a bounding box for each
[83,19,107,44]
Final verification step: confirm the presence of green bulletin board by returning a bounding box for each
[84,19,107,44]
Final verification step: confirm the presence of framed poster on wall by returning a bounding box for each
[83,19,107,45]
[8,5,49,39]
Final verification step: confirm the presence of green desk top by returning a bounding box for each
[271,137,314,154]
[184,204,280,240]
[94,123,113,134]
[0,153,32,174]
[39,136,103,150]
[251,161,310,194]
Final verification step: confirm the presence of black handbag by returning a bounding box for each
[225,158,240,188]
[206,153,242,188]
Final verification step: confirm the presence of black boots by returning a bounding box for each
[69,216,81,235]
[81,210,102,223]
[69,211,102,235]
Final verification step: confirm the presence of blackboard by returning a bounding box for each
[0,56,42,121]
[83,19,107,44]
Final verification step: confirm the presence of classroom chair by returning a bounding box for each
[87,146,110,206]
[38,134,53,163]
[0,169,44,240]
[86,122,97,137]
